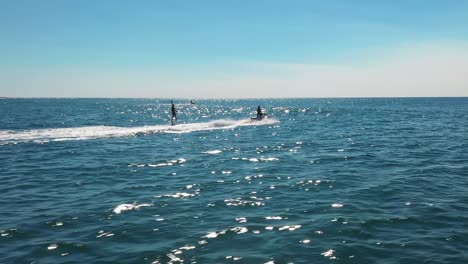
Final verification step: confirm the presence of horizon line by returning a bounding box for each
[1,96,468,100]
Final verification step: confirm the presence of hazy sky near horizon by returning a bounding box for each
[1,0,468,98]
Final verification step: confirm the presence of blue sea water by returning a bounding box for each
[0,98,467,264]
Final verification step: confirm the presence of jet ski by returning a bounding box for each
[250,114,269,121]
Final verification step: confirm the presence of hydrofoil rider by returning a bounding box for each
[171,100,177,125]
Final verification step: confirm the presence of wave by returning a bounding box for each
[0,118,278,144]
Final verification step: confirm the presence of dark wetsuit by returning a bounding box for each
[256,106,262,119]
[171,103,177,125]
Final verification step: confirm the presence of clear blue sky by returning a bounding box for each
[1,0,468,98]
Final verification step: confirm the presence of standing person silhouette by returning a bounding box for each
[256,105,262,120]
[171,100,177,125]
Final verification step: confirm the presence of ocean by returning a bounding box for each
[1,98,467,264]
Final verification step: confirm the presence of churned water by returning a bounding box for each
[1,98,467,264]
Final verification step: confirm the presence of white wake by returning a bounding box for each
[0,118,278,144]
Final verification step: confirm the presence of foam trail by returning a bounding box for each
[0,118,278,144]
